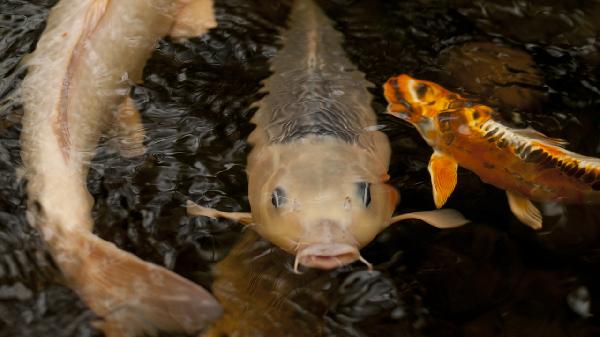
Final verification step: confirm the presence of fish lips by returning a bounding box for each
[295,243,360,270]
[386,101,415,122]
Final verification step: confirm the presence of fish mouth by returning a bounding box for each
[386,103,411,120]
[294,243,368,271]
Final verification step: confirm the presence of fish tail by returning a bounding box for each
[49,229,221,337]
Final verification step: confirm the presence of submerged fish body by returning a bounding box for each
[384,74,600,229]
[188,0,468,271]
[20,0,219,336]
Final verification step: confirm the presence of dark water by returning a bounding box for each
[1,0,600,336]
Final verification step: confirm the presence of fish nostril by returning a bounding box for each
[31,200,45,216]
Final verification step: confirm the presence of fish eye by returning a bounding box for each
[31,200,44,215]
[415,82,429,100]
[355,182,371,207]
[271,187,286,208]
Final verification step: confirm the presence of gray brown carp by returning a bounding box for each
[188,0,468,271]
[19,0,220,336]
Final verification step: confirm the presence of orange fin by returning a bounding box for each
[170,0,217,40]
[390,208,469,228]
[116,96,145,158]
[506,191,543,229]
[58,230,222,337]
[187,200,253,225]
[428,151,458,208]
[513,127,568,148]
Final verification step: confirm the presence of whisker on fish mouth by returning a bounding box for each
[293,255,302,274]
[359,255,373,272]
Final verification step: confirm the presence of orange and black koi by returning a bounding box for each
[384,74,600,229]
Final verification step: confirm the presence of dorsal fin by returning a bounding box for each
[512,127,568,148]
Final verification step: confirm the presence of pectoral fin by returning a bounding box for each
[170,0,217,40]
[506,191,543,229]
[187,200,253,225]
[116,96,145,158]
[390,209,469,228]
[428,151,458,208]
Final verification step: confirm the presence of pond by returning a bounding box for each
[1,0,599,336]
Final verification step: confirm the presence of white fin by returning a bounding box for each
[390,209,469,228]
[116,96,145,158]
[187,200,253,225]
[170,0,217,40]
[506,191,543,229]
[55,230,221,337]
[428,151,458,208]
[512,127,568,148]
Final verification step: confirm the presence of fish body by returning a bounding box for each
[246,0,396,270]
[189,0,467,271]
[20,0,219,336]
[384,74,600,229]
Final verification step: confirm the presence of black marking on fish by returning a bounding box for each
[415,83,428,99]
[567,164,579,176]
[390,79,407,106]
[525,149,544,163]
[437,111,453,132]
[484,127,499,138]
[592,181,600,191]
[583,171,596,184]
[483,161,495,169]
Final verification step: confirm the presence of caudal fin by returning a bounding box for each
[51,230,222,337]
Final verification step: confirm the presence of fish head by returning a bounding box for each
[247,138,398,270]
[384,74,491,144]
[384,74,457,122]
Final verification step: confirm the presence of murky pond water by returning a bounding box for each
[1,0,600,336]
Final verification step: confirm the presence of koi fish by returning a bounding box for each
[384,74,600,229]
[19,0,220,336]
[187,0,468,272]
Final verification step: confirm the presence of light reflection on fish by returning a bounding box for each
[384,74,600,229]
[188,0,468,272]
[19,0,220,336]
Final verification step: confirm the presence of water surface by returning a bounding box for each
[1,0,599,336]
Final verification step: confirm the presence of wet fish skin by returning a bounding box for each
[384,74,600,229]
[19,0,220,336]
[189,0,468,271]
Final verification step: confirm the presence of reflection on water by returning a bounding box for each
[1,0,599,336]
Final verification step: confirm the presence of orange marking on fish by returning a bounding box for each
[54,0,111,161]
[384,74,600,228]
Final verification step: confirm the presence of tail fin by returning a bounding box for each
[50,229,221,337]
